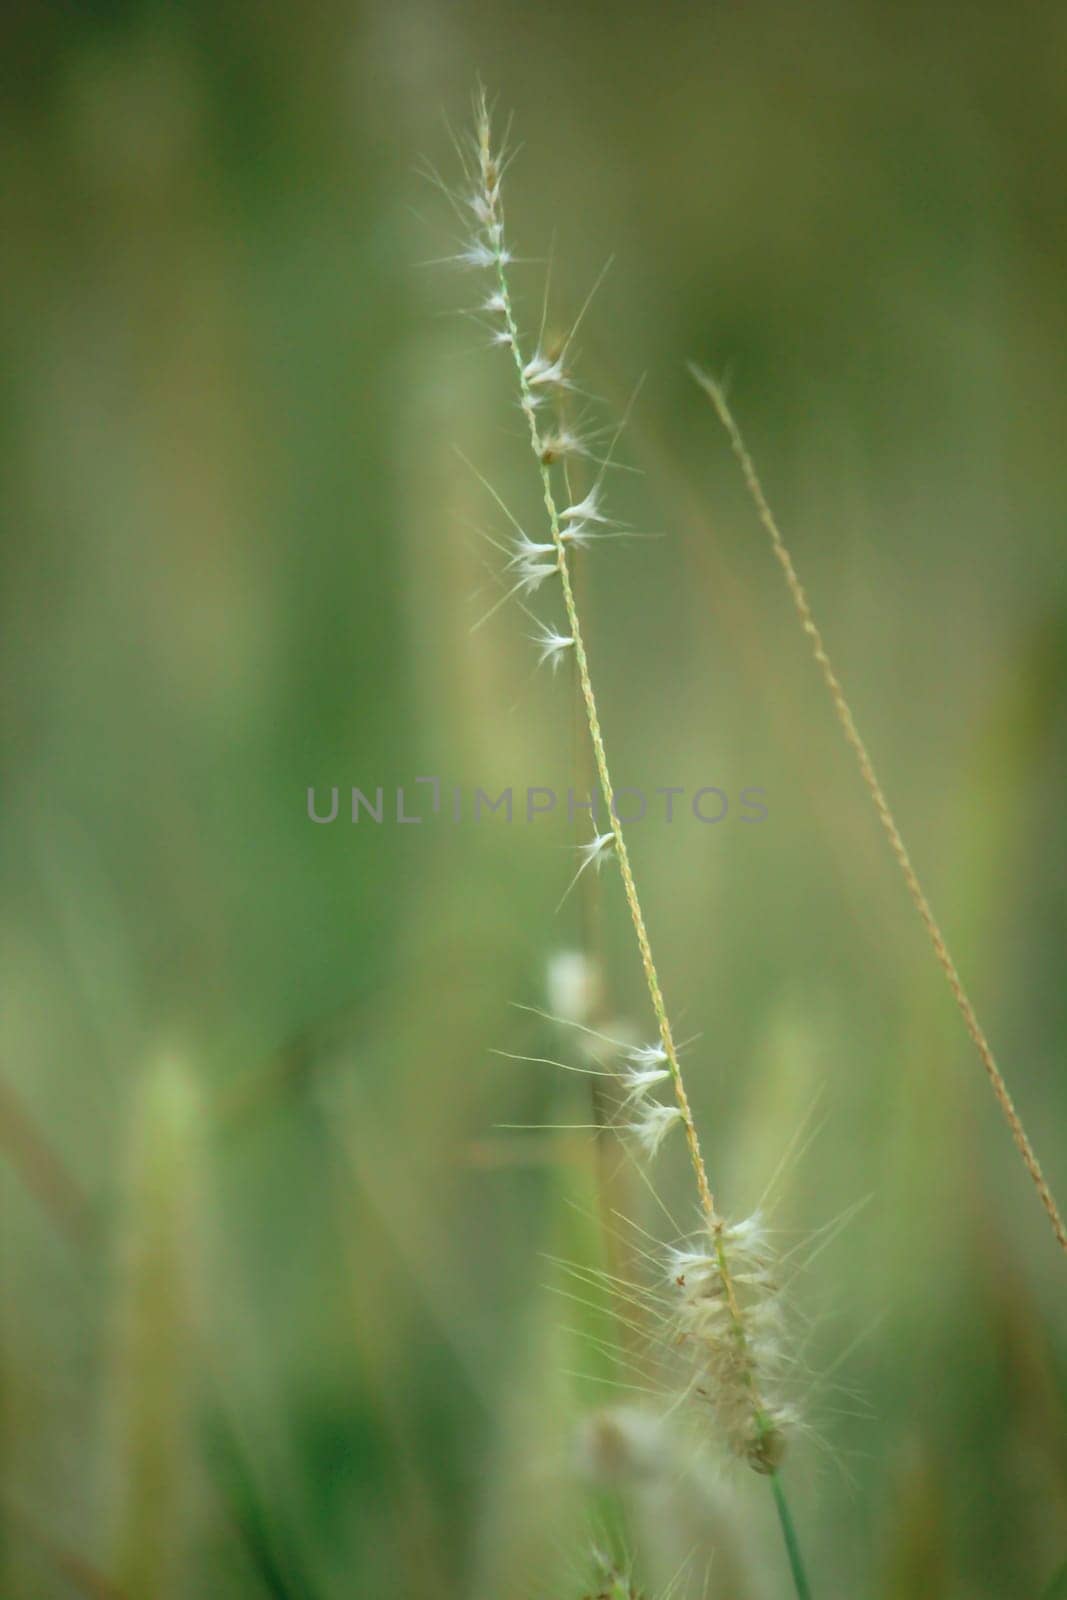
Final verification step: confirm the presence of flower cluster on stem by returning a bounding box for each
[440,90,811,1593]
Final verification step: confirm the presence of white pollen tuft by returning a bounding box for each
[523,350,570,389]
[557,829,617,912]
[458,242,497,270]
[630,1099,682,1156]
[626,1041,668,1070]
[618,1062,670,1103]
[507,534,555,565]
[579,829,615,873]
[515,561,558,593]
[663,1211,791,1473]
[561,486,610,524]
[529,622,574,673]
[539,428,584,465]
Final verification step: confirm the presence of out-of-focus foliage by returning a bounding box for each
[2,3,1067,1596]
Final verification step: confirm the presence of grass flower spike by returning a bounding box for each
[530,621,575,673]
[667,1212,791,1473]
[437,88,815,1599]
[629,1099,683,1158]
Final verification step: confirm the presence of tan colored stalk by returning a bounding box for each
[454,97,813,1594]
[695,367,1067,1258]
[474,98,778,1461]
[483,152,709,1221]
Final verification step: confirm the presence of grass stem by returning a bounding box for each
[770,1470,813,1600]
[694,366,1067,1260]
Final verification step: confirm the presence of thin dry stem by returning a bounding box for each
[468,95,787,1466]
[452,94,810,1589]
[694,367,1067,1258]
[482,129,713,1227]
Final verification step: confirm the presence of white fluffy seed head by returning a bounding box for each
[629,1099,682,1156]
[507,535,558,592]
[666,1213,791,1473]
[579,829,615,874]
[561,485,610,524]
[618,1062,670,1103]
[523,349,570,389]
[507,533,554,565]
[446,94,511,278]
[539,427,584,465]
[516,560,557,594]
[467,192,493,227]
[530,623,574,673]
[627,1041,668,1070]
[458,241,498,270]
[558,520,597,550]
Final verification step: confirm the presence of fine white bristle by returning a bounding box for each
[561,485,609,524]
[664,1213,791,1472]
[627,1041,668,1070]
[629,1100,682,1156]
[530,622,575,673]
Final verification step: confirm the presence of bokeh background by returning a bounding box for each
[3,3,1067,1596]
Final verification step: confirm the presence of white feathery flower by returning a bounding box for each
[629,1099,682,1157]
[458,234,511,268]
[559,487,628,551]
[457,242,497,269]
[515,559,558,593]
[618,1062,670,1103]
[523,350,570,389]
[447,89,800,1494]
[530,622,574,673]
[505,534,558,594]
[579,829,615,874]
[664,1246,718,1290]
[558,520,598,550]
[540,427,584,465]
[617,1043,671,1106]
[664,1212,790,1473]
[725,1211,769,1257]
[468,192,493,226]
[561,485,610,525]
[507,533,555,565]
[626,1041,668,1070]
[556,828,616,912]
[665,1215,772,1295]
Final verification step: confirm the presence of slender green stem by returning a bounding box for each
[770,1471,813,1600]
[471,95,814,1598]
[490,239,716,1226]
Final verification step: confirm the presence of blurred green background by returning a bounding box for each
[3,3,1067,1596]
